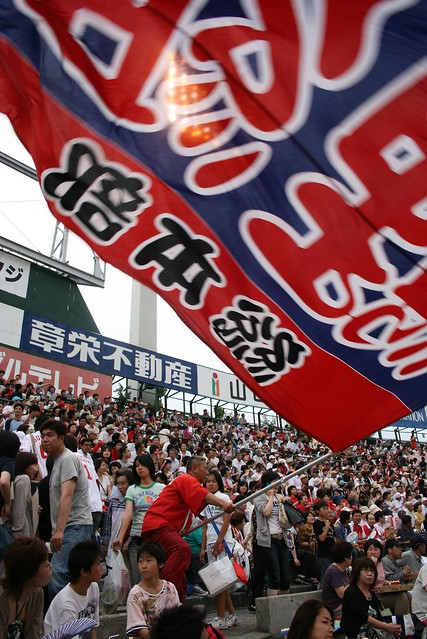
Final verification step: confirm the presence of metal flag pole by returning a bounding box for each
[188,451,334,534]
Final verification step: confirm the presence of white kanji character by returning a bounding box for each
[135,351,163,382]
[164,361,192,389]
[67,331,101,364]
[103,343,133,371]
[30,320,65,354]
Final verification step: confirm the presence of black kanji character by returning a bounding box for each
[133,217,222,306]
[43,142,148,242]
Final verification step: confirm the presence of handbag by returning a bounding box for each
[198,555,240,596]
[279,501,291,530]
[282,501,305,526]
[232,540,251,581]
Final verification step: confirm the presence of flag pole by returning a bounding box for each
[188,451,334,534]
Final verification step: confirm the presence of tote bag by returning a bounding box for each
[198,555,240,596]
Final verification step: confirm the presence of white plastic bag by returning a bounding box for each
[101,551,130,607]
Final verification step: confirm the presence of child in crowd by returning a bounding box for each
[44,540,102,638]
[126,542,180,638]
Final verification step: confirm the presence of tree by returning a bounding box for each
[114,383,131,411]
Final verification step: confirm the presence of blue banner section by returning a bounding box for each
[390,406,427,429]
[20,312,197,394]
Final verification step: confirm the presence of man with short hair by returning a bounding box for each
[4,403,24,431]
[141,456,235,602]
[401,534,425,582]
[397,514,416,547]
[382,539,413,583]
[231,450,245,477]
[40,418,93,600]
[349,509,366,543]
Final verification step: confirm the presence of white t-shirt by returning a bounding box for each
[412,564,427,622]
[44,582,99,636]
[201,491,233,547]
[75,451,103,514]
[231,458,245,475]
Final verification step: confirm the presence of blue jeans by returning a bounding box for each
[48,524,93,601]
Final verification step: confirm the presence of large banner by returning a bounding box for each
[1,2,427,450]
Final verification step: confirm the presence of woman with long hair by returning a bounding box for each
[200,469,238,630]
[10,452,38,537]
[94,458,112,509]
[288,600,334,639]
[0,537,51,638]
[116,445,133,470]
[341,557,401,639]
[252,470,291,598]
[112,454,164,585]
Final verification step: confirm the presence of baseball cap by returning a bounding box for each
[385,538,404,551]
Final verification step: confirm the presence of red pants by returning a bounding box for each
[141,526,191,602]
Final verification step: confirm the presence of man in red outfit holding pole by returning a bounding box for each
[141,456,234,601]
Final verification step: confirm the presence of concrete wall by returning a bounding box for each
[256,590,323,639]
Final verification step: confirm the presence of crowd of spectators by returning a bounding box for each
[1,372,427,637]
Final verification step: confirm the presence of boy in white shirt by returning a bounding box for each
[44,540,102,638]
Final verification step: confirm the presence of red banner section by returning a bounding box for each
[0,344,112,399]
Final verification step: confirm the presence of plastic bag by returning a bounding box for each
[101,551,130,607]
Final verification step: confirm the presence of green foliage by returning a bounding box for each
[214,405,225,420]
[114,383,131,411]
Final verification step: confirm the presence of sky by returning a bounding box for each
[0,114,229,373]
